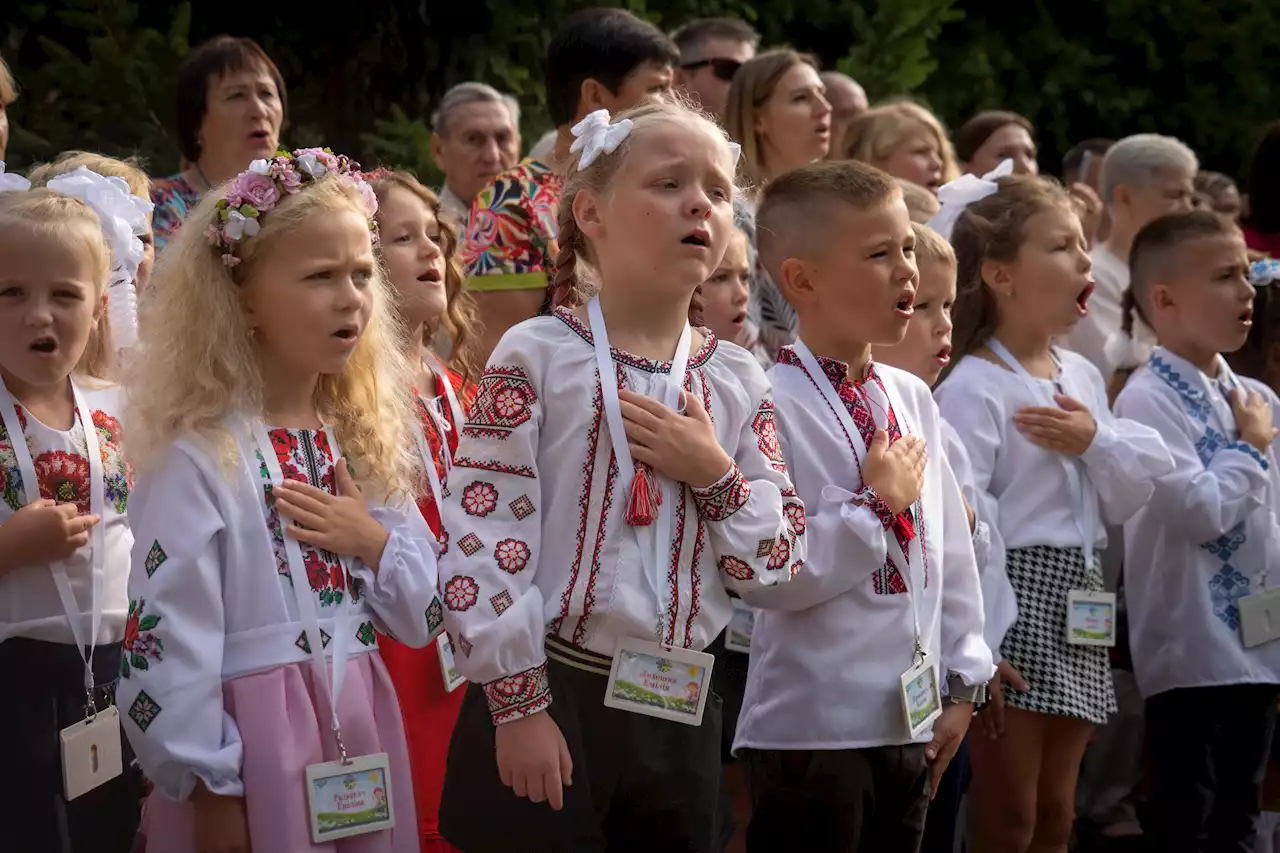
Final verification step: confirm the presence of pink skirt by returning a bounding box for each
[143,653,418,853]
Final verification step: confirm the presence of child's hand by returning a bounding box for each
[962,495,976,533]
[274,458,390,569]
[1232,388,1279,453]
[0,499,100,573]
[192,782,251,853]
[978,659,1029,740]
[925,701,974,800]
[1013,394,1097,456]
[618,389,732,489]
[494,710,574,810]
[861,430,926,515]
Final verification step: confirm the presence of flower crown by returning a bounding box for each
[208,147,378,267]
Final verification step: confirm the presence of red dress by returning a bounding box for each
[379,369,473,852]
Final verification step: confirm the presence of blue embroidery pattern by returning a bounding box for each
[1209,565,1250,630]
[1194,428,1230,467]
[1202,522,1248,561]
[1150,355,1211,423]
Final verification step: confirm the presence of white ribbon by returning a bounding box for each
[927,158,1015,241]
[0,161,30,193]
[570,109,635,170]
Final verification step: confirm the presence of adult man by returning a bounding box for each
[431,82,521,226]
[820,71,868,149]
[671,17,758,119]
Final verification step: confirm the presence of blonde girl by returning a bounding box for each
[117,149,446,853]
[0,177,145,851]
[436,101,806,853]
[840,100,959,194]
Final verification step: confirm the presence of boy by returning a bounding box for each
[1115,210,1280,853]
[461,7,677,364]
[733,162,994,852]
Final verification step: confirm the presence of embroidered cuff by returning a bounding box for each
[1231,441,1270,471]
[692,463,752,522]
[483,662,553,726]
[853,486,895,531]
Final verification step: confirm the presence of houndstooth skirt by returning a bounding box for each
[1001,545,1118,724]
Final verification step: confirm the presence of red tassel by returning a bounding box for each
[892,510,917,543]
[625,462,661,526]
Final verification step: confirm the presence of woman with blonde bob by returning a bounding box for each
[840,100,958,194]
[118,152,447,853]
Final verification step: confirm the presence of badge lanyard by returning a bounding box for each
[422,349,465,478]
[252,422,355,761]
[588,297,692,645]
[412,394,448,519]
[792,340,925,662]
[0,378,106,711]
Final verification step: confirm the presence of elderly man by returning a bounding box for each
[820,70,868,150]
[671,17,758,118]
[431,82,521,225]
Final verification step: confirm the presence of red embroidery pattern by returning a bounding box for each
[483,662,552,724]
[444,575,480,611]
[456,633,473,658]
[691,464,751,522]
[458,533,484,557]
[462,481,499,517]
[568,371,615,645]
[490,589,514,615]
[664,484,688,646]
[34,449,91,513]
[751,400,787,474]
[509,494,536,519]
[720,555,754,581]
[495,538,532,573]
[464,366,536,441]
[454,456,536,479]
[684,518,705,647]
[756,539,777,558]
[767,536,791,572]
[784,501,807,537]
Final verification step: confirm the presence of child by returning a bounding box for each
[116,149,446,852]
[732,160,991,852]
[900,178,941,224]
[437,101,806,853]
[1115,210,1280,853]
[934,173,1174,852]
[694,197,771,367]
[0,174,144,852]
[369,169,479,853]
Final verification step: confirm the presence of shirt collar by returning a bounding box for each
[778,345,877,386]
[1149,346,1236,404]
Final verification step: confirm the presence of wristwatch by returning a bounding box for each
[945,672,988,708]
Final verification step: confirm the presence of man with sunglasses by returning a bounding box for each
[671,18,759,119]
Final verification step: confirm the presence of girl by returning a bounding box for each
[692,198,771,367]
[368,169,479,853]
[436,101,806,853]
[117,149,445,853]
[933,174,1172,853]
[0,175,146,851]
[840,100,959,195]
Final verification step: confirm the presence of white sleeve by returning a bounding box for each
[438,334,549,726]
[116,442,243,801]
[352,498,445,648]
[937,451,996,687]
[1079,371,1175,525]
[1115,385,1270,543]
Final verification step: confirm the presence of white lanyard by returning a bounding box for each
[587,297,692,643]
[251,421,354,757]
[413,394,447,519]
[986,339,1097,568]
[792,341,925,652]
[423,350,465,477]
[0,377,105,701]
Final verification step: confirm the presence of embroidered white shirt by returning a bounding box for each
[438,310,806,725]
[1116,348,1280,698]
[1063,244,1157,384]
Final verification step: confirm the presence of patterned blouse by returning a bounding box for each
[461,158,565,288]
[149,173,202,252]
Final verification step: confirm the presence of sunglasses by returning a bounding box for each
[679,57,742,82]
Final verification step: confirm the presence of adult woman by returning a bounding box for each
[840,100,957,194]
[150,36,286,250]
[954,109,1038,176]
[0,52,16,162]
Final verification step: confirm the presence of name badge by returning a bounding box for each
[724,600,755,654]
[1239,588,1280,648]
[305,752,396,843]
[437,634,466,693]
[1066,590,1117,647]
[603,638,715,726]
[900,659,943,739]
[60,705,123,800]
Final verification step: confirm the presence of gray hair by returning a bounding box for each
[1100,133,1199,205]
[431,82,520,136]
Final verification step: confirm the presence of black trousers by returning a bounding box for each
[439,639,729,853]
[920,736,968,853]
[743,744,930,853]
[0,637,143,853]
[1147,683,1280,853]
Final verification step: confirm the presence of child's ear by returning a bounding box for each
[776,257,815,307]
[1151,282,1176,313]
[573,189,604,240]
[980,258,1014,298]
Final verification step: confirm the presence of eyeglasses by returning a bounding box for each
[679,57,742,82]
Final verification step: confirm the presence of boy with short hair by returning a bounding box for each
[734,162,994,852]
[1115,210,1280,853]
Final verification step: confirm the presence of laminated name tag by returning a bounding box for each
[604,638,715,726]
[900,659,943,739]
[60,705,123,800]
[1239,588,1280,648]
[1066,590,1117,647]
[724,599,755,654]
[305,752,396,843]
[437,634,466,693]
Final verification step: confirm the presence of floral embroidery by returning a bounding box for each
[766,536,791,572]
[495,538,532,573]
[490,590,514,615]
[458,533,484,556]
[482,661,553,724]
[144,540,167,578]
[462,481,500,517]
[751,400,787,473]
[355,620,376,647]
[35,450,91,513]
[1202,522,1248,561]
[445,575,480,611]
[92,410,130,513]
[784,501,807,537]
[719,556,754,581]
[426,596,444,634]
[691,464,751,522]
[1210,565,1250,630]
[120,598,164,678]
[127,690,163,732]
[756,539,777,558]
[509,494,536,519]
[553,308,718,373]
[462,159,564,277]
[464,366,537,441]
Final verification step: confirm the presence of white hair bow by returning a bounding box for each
[927,158,1016,241]
[0,161,30,193]
[46,167,155,350]
[570,109,635,170]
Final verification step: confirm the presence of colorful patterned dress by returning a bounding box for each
[149,173,202,252]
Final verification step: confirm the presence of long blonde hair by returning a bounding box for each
[0,190,115,380]
[126,175,418,499]
[723,49,820,190]
[840,100,959,184]
[368,171,480,387]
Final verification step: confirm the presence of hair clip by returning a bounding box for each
[1251,257,1280,287]
[570,109,634,170]
[927,158,1015,242]
[0,161,30,193]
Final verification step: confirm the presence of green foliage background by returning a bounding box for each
[5,0,1278,185]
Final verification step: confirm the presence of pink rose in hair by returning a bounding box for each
[278,165,302,194]
[296,147,340,172]
[228,171,280,211]
[356,180,378,217]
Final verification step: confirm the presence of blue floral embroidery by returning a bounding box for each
[1202,522,1248,561]
[1209,565,1250,630]
[1195,428,1230,467]
[1150,355,1211,423]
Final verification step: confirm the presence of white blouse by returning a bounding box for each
[0,381,132,646]
[438,310,806,725]
[1116,348,1280,698]
[733,351,993,751]
[934,349,1173,652]
[115,421,443,801]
